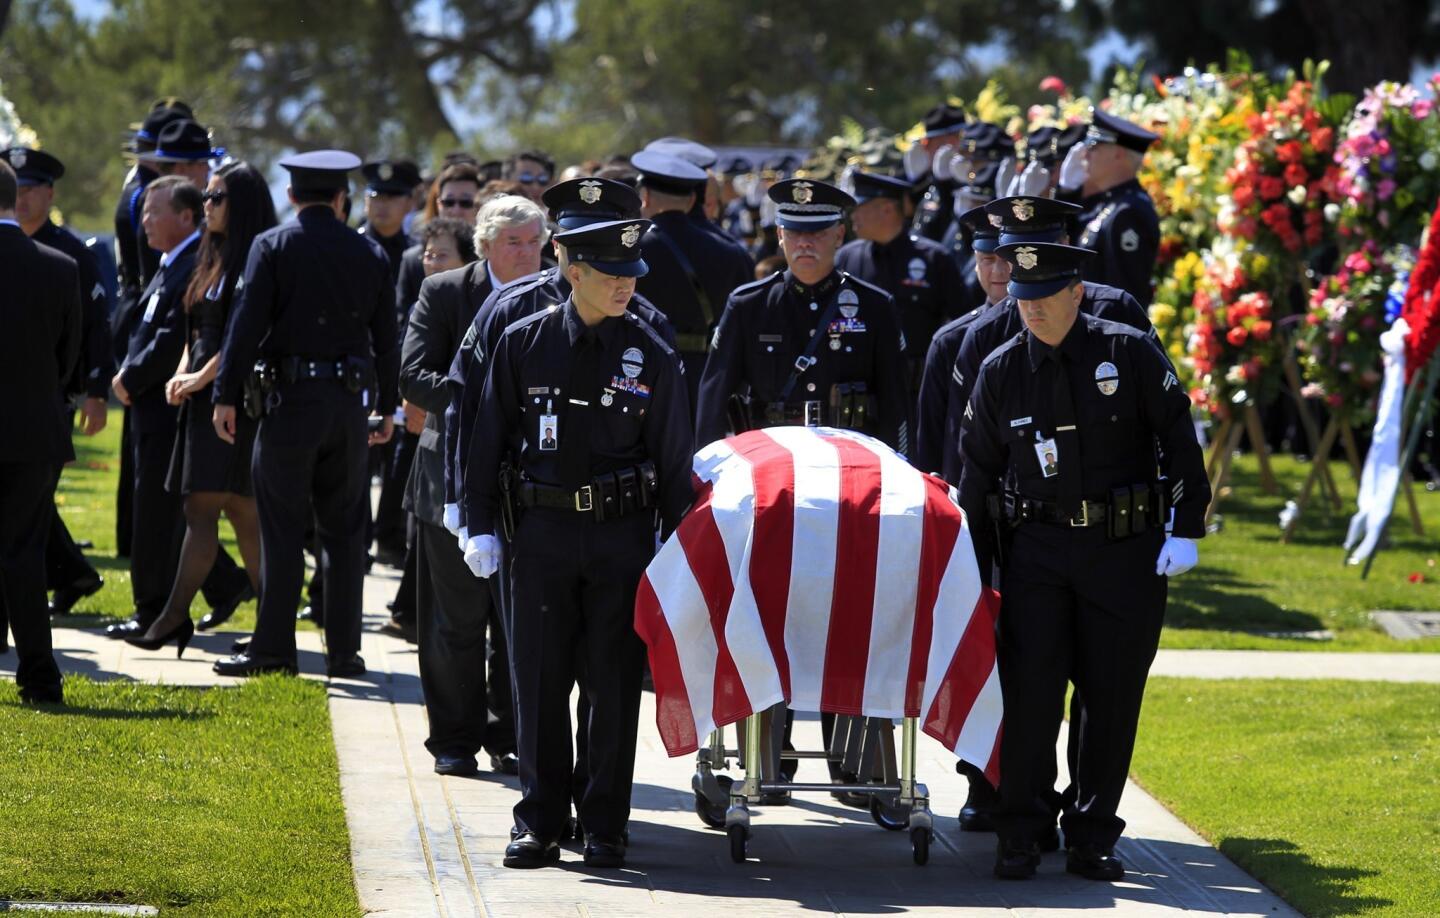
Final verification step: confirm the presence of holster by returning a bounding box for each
[498,461,518,541]
[1107,484,1157,540]
[985,493,1009,568]
[242,360,275,420]
[342,356,370,394]
[829,382,874,434]
[727,393,755,434]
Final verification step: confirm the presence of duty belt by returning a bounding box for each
[516,463,658,522]
[1006,496,1110,528]
[1001,483,1164,538]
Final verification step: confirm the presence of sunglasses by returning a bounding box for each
[439,197,476,209]
[202,190,228,204]
[515,172,550,185]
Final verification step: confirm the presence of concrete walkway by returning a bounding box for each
[23,568,1418,916]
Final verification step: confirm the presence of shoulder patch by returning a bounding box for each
[1120,228,1140,252]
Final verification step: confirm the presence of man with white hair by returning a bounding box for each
[399,193,546,777]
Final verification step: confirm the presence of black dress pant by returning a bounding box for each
[46,465,99,592]
[374,431,417,553]
[116,406,134,557]
[0,461,64,697]
[248,382,369,664]
[993,524,1166,850]
[417,522,515,758]
[507,508,652,840]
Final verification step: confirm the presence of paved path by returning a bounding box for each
[14,568,1391,916]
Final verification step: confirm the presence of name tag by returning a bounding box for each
[1010,416,1032,428]
[142,290,162,324]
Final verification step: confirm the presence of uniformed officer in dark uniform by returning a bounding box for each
[946,121,1013,291]
[1056,109,1161,305]
[910,102,969,244]
[462,218,693,869]
[211,151,399,678]
[696,177,910,452]
[835,169,966,398]
[0,147,112,614]
[631,149,753,406]
[641,137,753,261]
[957,240,1208,881]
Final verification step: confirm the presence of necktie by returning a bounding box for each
[1050,351,1083,516]
[557,333,602,490]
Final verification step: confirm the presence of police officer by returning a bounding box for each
[461,218,693,869]
[1056,109,1161,305]
[836,169,965,398]
[0,147,112,614]
[957,241,1208,881]
[631,149,752,406]
[910,102,969,243]
[696,178,910,452]
[212,151,399,678]
[946,121,1013,295]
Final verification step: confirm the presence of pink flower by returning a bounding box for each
[1415,100,1434,119]
[1040,76,1068,95]
[1378,179,1397,201]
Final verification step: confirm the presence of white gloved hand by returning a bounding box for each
[994,156,1016,199]
[1155,536,1198,577]
[455,525,469,553]
[442,503,461,535]
[462,533,500,579]
[948,154,973,185]
[903,144,930,182]
[931,144,956,182]
[1058,143,1088,191]
[1009,160,1051,197]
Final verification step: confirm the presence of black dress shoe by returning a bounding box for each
[326,654,366,678]
[434,752,478,776]
[993,839,1041,880]
[503,832,560,868]
[50,575,103,616]
[958,774,997,831]
[231,637,251,654]
[377,616,417,643]
[1066,843,1124,880]
[1040,824,1062,853]
[213,653,298,677]
[124,617,195,658]
[297,605,325,626]
[18,686,63,705]
[104,617,150,639]
[959,802,994,832]
[489,752,519,775]
[583,834,626,868]
[198,583,254,631]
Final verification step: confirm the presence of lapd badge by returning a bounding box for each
[621,224,641,247]
[10,149,25,169]
[1095,361,1120,396]
[791,181,814,204]
[907,257,927,283]
[837,288,860,318]
[578,180,603,204]
[987,214,1004,229]
[1120,228,1140,252]
[1015,246,1039,270]
[378,162,393,181]
[829,337,842,350]
[601,391,614,407]
[621,346,644,378]
[1011,199,1035,222]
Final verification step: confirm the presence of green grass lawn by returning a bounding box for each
[1133,678,1440,917]
[0,676,358,916]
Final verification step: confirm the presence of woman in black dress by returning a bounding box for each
[126,162,276,654]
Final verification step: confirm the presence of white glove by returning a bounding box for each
[1155,537,1198,577]
[903,144,930,182]
[442,503,461,535]
[1009,160,1051,197]
[455,525,469,553]
[463,533,500,579]
[931,144,956,182]
[948,154,973,185]
[994,156,1016,199]
[1058,143,1088,191]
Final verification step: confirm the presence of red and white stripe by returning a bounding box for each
[634,427,1002,783]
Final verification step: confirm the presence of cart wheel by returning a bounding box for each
[869,793,910,831]
[728,824,748,863]
[694,775,733,829]
[911,826,930,865]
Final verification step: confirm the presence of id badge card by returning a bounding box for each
[1034,436,1059,478]
[538,413,559,451]
[142,290,162,324]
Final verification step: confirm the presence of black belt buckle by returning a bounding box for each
[574,485,594,512]
[1069,502,1090,527]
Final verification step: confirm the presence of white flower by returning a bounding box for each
[1421,151,1438,171]
[1288,185,1308,206]
[1324,202,1342,222]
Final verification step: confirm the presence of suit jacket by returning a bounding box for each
[120,234,198,435]
[0,223,82,463]
[400,259,493,526]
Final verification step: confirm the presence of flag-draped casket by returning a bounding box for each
[634,427,1003,783]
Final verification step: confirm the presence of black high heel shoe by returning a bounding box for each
[124,617,195,658]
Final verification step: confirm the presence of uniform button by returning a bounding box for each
[808,328,815,336]
[806,382,816,393]
[845,346,853,353]
[1111,415,1117,421]
[766,345,774,353]
[809,301,818,311]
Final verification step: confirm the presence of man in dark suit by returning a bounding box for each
[0,160,80,702]
[106,176,204,639]
[399,195,540,775]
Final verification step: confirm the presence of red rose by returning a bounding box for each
[1276,140,1304,164]
[1283,162,1309,188]
[1304,224,1323,246]
[1313,126,1334,153]
[1252,320,1273,341]
[1236,217,1259,240]
[1259,175,1286,201]
[1227,326,1249,347]
[1233,183,1256,208]
[1040,76,1068,94]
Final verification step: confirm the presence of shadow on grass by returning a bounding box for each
[11,697,217,722]
[1218,837,1392,916]
[1166,565,1325,633]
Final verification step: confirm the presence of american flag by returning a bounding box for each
[634,427,1003,784]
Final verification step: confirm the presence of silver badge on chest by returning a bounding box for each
[1095,361,1120,396]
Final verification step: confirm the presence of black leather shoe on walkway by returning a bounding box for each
[1066,843,1125,880]
[434,753,478,777]
[503,832,560,868]
[489,752,519,775]
[104,616,149,639]
[198,583,254,631]
[50,575,103,616]
[583,834,627,868]
[993,839,1041,880]
[326,654,366,678]
[212,653,298,677]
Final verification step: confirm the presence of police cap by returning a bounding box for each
[280,150,362,193]
[0,147,64,186]
[984,195,1081,246]
[768,178,854,231]
[140,119,224,163]
[958,205,1001,253]
[996,241,1093,300]
[128,99,194,153]
[542,177,642,229]
[717,153,753,175]
[642,137,718,171]
[362,159,422,195]
[630,150,708,196]
[554,218,652,277]
[920,102,968,139]
[961,121,1014,162]
[849,170,913,204]
[1086,108,1158,153]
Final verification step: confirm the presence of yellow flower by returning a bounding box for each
[1151,302,1178,327]
[1250,253,1271,277]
